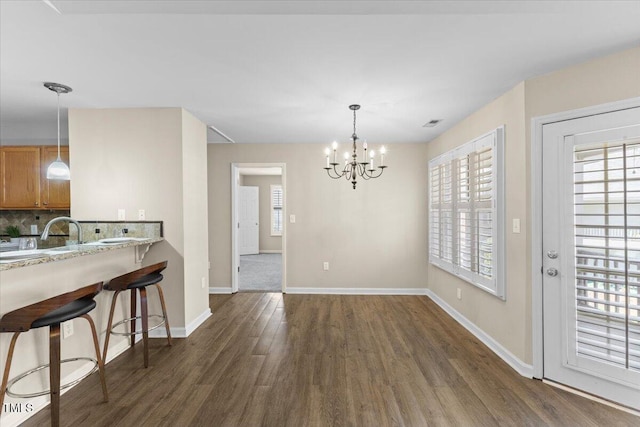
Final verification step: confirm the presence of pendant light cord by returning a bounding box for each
[56,90,62,161]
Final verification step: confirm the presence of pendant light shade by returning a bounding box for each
[46,159,71,180]
[44,82,72,181]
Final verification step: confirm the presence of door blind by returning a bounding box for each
[573,141,640,372]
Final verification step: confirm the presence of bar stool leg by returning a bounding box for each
[155,284,172,346]
[139,287,149,368]
[49,323,61,427]
[0,332,21,415]
[102,290,121,364]
[82,314,108,402]
[130,289,137,348]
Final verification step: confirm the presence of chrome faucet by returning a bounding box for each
[41,216,83,244]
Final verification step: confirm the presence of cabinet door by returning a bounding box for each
[0,146,41,209]
[41,146,70,209]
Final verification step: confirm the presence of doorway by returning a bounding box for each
[539,105,640,409]
[231,163,286,293]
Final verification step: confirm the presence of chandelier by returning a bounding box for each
[323,104,387,189]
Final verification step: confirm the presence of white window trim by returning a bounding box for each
[428,126,506,299]
[270,184,283,236]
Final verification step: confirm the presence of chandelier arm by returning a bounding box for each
[356,163,372,180]
[325,171,343,180]
[324,168,345,179]
[363,167,386,179]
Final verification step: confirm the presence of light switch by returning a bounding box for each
[290,214,296,223]
[513,218,521,234]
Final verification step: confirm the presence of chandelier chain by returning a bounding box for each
[353,108,357,138]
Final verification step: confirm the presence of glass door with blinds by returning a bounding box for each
[542,107,640,410]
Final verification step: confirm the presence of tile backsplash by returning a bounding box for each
[76,221,163,242]
[0,210,70,237]
[0,212,162,249]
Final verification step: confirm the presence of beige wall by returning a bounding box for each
[180,110,210,323]
[242,174,282,253]
[208,143,430,290]
[426,46,640,364]
[69,107,210,330]
[426,82,528,362]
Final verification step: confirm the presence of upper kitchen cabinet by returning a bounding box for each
[40,146,70,208]
[0,146,70,210]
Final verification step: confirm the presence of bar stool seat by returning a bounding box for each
[32,300,97,328]
[103,261,172,368]
[0,283,108,427]
[124,273,163,290]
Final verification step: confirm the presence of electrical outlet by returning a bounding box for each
[457,288,462,300]
[290,214,296,223]
[323,262,329,271]
[63,320,74,339]
[138,209,146,220]
[117,209,126,220]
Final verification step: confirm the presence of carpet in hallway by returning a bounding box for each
[239,253,281,292]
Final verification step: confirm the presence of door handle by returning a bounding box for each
[547,268,558,277]
[547,250,558,259]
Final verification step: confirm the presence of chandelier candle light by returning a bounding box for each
[323,104,387,189]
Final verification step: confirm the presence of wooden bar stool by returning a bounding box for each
[0,283,108,427]
[102,261,171,368]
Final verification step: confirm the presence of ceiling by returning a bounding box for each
[1,1,639,145]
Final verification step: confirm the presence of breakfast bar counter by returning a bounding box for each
[0,237,163,271]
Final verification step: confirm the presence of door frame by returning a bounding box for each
[231,162,287,293]
[531,97,640,379]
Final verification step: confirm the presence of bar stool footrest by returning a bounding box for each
[110,314,166,336]
[6,357,99,398]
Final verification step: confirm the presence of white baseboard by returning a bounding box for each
[148,308,212,338]
[209,286,233,294]
[424,289,533,378]
[285,287,426,295]
[259,250,282,254]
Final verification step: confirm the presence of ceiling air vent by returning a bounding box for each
[423,119,442,128]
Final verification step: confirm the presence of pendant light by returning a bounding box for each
[44,82,72,180]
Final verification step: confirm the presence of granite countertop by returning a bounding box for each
[0,237,163,271]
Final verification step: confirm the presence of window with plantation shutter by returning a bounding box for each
[429,126,505,298]
[271,185,283,236]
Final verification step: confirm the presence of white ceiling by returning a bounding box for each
[1,1,639,145]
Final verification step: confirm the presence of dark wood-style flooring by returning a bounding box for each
[22,293,639,426]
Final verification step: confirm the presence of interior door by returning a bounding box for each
[542,107,640,409]
[239,186,259,255]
